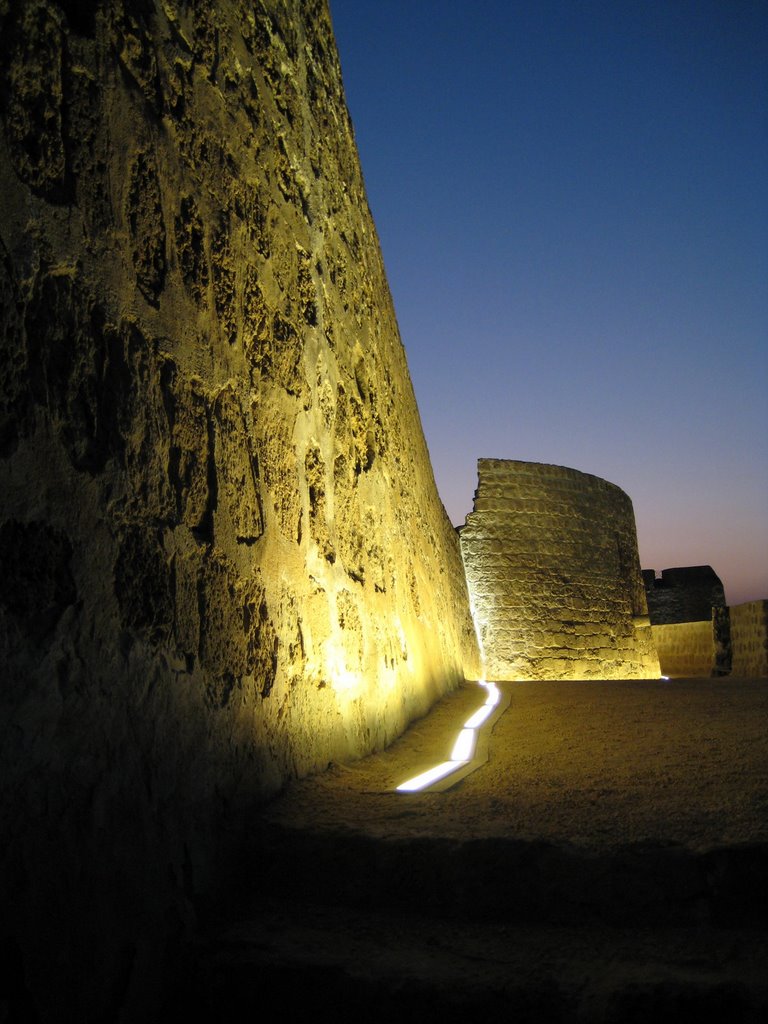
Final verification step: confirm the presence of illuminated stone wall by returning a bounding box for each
[651,621,717,678]
[730,600,768,678]
[0,2,478,1017]
[459,459,660,680]
[643,567,732,677]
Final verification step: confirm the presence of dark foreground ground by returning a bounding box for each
[174,679,768,1022]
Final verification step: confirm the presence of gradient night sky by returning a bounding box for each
[329,0,767,607]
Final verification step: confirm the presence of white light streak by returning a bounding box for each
[396,760,463,792]
[481,682,501,707]
[451,727,476,762]
[396,679,504,793]
[462,704,494,730]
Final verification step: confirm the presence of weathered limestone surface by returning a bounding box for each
[730,600,768,678]
[642,565,726,625]
[651,621,717,678]
[459,459,659,680]
[0,2,478,1018]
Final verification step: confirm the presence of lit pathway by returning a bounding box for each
[396,680,511,792]
[260,678,768,851]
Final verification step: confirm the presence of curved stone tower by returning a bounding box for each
[459,459,659,680]
[0,2,478,1018]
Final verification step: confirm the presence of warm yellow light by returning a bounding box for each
[322,638,362,697]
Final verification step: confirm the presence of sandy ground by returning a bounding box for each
[190,678,768,1020]
[262,678,768,851]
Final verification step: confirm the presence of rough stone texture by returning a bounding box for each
[0,2,478,1019]
[459,459,659,680]
[642,565,726,625]
[652,621,717,678]
[729,600,768,678]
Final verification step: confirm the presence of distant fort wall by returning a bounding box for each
[643,566,728,677]
[651,621,717,678]
[642,566,726,624]
[730,600,768,678]
[643,568,767,678]
[459,459,659,680]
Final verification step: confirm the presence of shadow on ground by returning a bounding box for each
[169,679,768,1022]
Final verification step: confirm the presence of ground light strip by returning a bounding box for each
[396,681,505,793]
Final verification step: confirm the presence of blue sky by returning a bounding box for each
[329,0,768,606]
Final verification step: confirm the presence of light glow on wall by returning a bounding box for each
[396,680,501,792]
[323,638,362,698]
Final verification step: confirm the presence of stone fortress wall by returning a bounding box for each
[642,566,729,677]
[0,1,763,1017]
[643,567,767,678]
[0,2,478,1017]
[642,565,726,624]
[459,459,660,680]
[648,621,719,678]
[0,0,479,797]
[730,601,768,677]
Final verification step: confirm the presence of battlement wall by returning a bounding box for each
[459,459,659,680]
[643,565,726,625]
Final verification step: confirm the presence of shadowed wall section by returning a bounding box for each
[459,459,659,680]
[642,565,727,624]
[0,1,478,1018]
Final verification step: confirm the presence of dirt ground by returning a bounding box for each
[191,678,768,1021]
[262,678,768,852]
